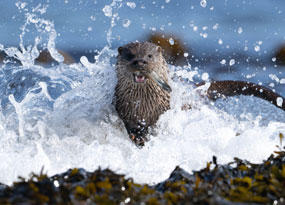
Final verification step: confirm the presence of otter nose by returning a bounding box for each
[132,59,148,67]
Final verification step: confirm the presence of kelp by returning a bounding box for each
[0,149,284,204]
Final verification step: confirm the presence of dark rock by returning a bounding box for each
[274,45,285,66]
[35,49,75,65]
[148,32,190,66]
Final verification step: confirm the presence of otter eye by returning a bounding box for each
[118,46,123,55]
[125,52,135,61]
[121,48,135,61]
[148,54,153,59]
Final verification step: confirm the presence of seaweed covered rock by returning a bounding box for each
[157,152,285,204]
[0,168,159,204]
[0,150,284,204]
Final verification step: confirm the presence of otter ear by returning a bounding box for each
[118,46,123,55]
[156,45,162,53]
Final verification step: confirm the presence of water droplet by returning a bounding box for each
[200,0,207,8]
[220,59,226,65]
[102,5,112,17]
[202,33,208,38]
[45,25,51,32]
[218,39,223,45]
[274,200,278,205]
[238,27,243,34]
[125,197,131,203]
[229,59,235,66]
[189,21,194,27]
[202,73,209,81]
[193,26,198,32]
[20,2,27,9]
[126,2,136,9]
[269,74,279,82]
[272,57,277,62]
[277,97,284,107]
[254,45,260,52]
[184,53,189,57]
[123,19,131,28]
[90,16,96,21]
[54,180,59,187]
[169,38,174,45]
[213,24,219,30]
[280,79,285,84]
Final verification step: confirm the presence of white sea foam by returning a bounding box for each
[0,48,285,185]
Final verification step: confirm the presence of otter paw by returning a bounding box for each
[130,134,145,147]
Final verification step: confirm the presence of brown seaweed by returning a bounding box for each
[0,148,284,204]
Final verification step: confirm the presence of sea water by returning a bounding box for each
[0,1,285,186]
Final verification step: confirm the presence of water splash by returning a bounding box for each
[0,2,63,66]
[103,0,123,47]
[0,0,285,187]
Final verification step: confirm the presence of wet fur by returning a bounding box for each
[115,42,170,144]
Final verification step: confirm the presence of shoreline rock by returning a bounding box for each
[0,149,284,204]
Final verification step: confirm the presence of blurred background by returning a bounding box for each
[1,0,285,93]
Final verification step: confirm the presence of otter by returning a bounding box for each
[115,42,285,147]
[115,42,171,147]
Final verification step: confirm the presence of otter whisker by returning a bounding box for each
[148,71,172,93]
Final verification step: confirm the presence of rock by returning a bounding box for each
[0,149,284,204]
[274,45,285,66]
[35,49,75,65]
[148,33,190,65]
[0,51,4,64]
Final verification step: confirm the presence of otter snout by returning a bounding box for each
[132,58,148,68]
[130,59,149,83]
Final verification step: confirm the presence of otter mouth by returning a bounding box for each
[133,73,146,83]
[132,71,172,93]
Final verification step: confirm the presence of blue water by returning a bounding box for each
[0,1,284,51]
[1,0,285,93]
[0,0,285,185]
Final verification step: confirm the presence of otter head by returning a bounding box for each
[117,42,172,92]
